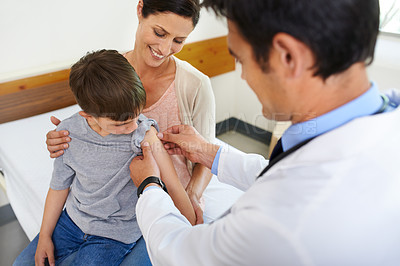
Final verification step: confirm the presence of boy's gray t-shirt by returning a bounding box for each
[50,112,158,244]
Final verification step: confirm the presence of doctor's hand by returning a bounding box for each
[158,125,220,170]
[35,235,55,266]
[46,116,71,158]
[130,142,161,188]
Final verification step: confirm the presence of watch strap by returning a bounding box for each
[137,176,168,198]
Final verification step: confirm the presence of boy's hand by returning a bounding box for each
[35,235,55,266]
[130,142,161,188]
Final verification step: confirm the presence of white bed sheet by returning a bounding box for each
[0,104,244,240]
[0,104,81,240]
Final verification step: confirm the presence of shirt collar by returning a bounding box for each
[281,82,383,151]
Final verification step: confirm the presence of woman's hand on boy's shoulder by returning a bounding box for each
[46,116,71,158]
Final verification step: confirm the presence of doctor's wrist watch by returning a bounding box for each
[137,176,168,198]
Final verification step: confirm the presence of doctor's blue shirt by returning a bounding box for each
[211,82,394,175]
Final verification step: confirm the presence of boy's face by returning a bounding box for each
[93,116,139,135]
[79,111,140,136]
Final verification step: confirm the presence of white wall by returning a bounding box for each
[0,0,227,82]
[210,72,236,123]
[368,33,400,90]
[0,0,135,82]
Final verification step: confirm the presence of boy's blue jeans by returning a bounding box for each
[13,210,151,266]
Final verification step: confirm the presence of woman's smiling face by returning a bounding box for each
[135,11,194,68]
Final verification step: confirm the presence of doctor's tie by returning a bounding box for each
[260,136,316,178]
[269,138,283,161]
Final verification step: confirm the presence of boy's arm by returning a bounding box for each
[142,126,196,225]
[35,188,69,266]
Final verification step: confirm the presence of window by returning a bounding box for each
[380,0,400,34]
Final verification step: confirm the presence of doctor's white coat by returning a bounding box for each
[136,96,400,266]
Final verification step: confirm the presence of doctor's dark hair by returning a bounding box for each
[69,49,146,121]
[142,0,200,27]
[202,0,380,79]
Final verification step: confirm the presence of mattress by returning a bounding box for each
[0,104,81,240]
[0,104,243,240]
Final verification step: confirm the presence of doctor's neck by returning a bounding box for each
[290,63,371,124]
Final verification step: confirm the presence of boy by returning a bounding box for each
[15,49,195,266]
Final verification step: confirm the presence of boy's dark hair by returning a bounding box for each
[69,49,146,121]
[142,0,200,27]
[202,0,380,79]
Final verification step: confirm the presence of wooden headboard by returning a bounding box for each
[0,36,234,124]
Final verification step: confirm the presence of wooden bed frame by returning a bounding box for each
[0,36,235,124]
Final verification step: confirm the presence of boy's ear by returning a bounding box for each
[78,111,92,119]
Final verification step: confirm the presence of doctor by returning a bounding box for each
[130,0,400,265]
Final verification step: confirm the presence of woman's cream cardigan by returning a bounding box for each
[173,56,216,173]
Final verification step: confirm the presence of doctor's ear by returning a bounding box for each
[272,33,313,79]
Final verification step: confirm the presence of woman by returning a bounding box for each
[45,0,242,264]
